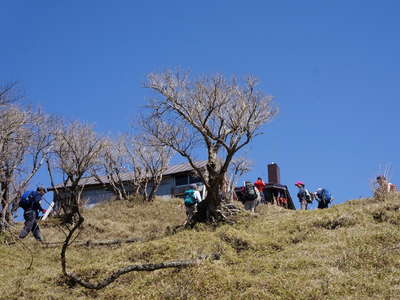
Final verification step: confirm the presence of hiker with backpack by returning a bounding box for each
[183,184,202,223]
[295,181,313,210]
[254,177,266,203]
[242,181,260,213]
[18,187,47,242]
[375,176,397,197]
[315,188,332,209]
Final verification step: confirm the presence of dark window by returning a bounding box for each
[175,174,189,186]
[189,175,202,184]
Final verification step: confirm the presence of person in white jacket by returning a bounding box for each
[375,176,397,200]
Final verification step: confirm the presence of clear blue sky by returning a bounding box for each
[2,1,399,209]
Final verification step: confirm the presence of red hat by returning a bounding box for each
[295,181,305,187]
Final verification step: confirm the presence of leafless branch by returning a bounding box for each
[43,237,144,248]
[0,103,55,228]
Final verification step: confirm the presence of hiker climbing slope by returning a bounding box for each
[295,181,312,210]
[242,181,260,213]
[373,176,397,201]
[315,188,332,209]
[376,176,397,193]
[183,184,202,223]
[19,187,47,242]
[254,177,266,203]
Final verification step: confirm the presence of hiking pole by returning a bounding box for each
[39,196,55,221]
[42,200,54,221]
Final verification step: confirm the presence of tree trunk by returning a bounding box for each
[0,200,13,231]
[0,182,9,232]
[191,173,225,224]
[0,200,7,232]
[147,176,162,202]
[119,183,128,200]
[187,148,226,223]
[109,177,129,201]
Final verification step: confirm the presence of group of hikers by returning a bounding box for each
[17,175,398,242]
[181,177,334,223]
[241,178,333,212]
[294,181,332,210]
[181,175,398,221]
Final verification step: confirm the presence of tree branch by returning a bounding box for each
[66,254,219,290]
[44,237,144,248]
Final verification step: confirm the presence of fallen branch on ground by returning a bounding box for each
[67,253,220,290]
[57,199,223,291]
[44,237,144,248]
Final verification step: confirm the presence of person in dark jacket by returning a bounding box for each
[242,181,260,213]
[295,181,312,210]
[19,187,47,242]
[315,188,331,209]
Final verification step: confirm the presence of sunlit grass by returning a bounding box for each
[1,194,400,299]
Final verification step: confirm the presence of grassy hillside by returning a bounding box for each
[1,194,400,299]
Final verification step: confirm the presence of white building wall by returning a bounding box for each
[79,176,176,207]
[54,173,202,209]
[82,188,117,207]
[153,176,174,197]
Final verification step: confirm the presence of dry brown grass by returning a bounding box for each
[1,194,400,299]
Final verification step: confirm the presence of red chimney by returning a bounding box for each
[268,163,280,184]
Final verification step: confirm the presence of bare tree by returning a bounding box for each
[10,111,55,210]
[142,71,276,222]
[134,136,171,201]
[43,120,107,287]
[0,104,53,231]
[91,137,130,200]
[0,82,22,107]
[91,134,171,202]
[226,157,252,202]
[51,127,214,290]
[123,135,171,202]
[47,121,105,220]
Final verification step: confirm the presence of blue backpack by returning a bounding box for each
[184,189,197,207]
[319,189,331,203]
[19,191,34,210]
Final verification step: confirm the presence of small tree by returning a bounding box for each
[10,111,55,210]
[48,121,105,220]
[92,136,130,200]
[226,157,252,202]
[123,135,171,202]
[0,98,53,230]
[142,71,276,222]
[91,134,171,202]
[53,130,204,291]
